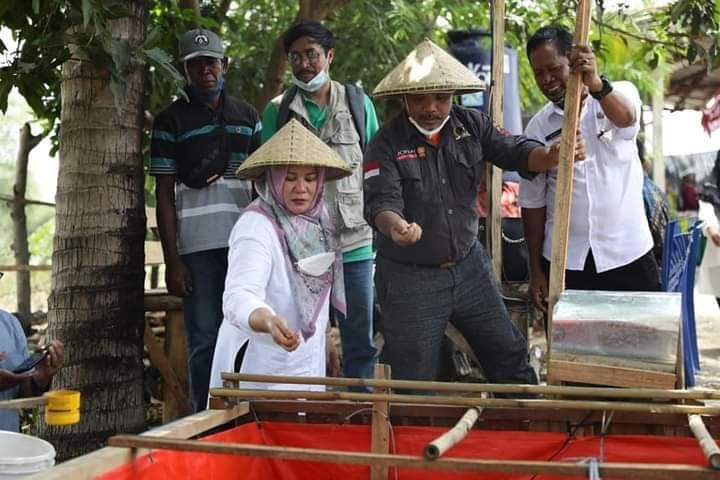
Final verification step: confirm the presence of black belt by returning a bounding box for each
[407,260,458,269]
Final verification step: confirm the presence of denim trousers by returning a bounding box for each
[375,242,537,384]
[181,248,228,411]
[333,258,378,382]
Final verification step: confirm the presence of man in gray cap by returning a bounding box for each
[149,28,261,411]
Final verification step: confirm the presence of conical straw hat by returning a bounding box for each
[373,39,485,97]
[236,119,352,180]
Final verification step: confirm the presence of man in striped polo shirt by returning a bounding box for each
[149,28,261,412]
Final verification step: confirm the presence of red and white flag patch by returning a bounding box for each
[363,161,380,180]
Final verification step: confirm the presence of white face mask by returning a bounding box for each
[292,69,330,93]
[408,114,450,137]
[296,252,335,277]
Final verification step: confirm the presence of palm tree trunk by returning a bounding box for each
[42,0,147,460]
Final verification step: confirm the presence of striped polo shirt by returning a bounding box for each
[149,89,261,255]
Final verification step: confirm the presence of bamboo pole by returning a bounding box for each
[546,0,593,358]
[486,0,505,283]
[689,415,720,469]
[0,264,52,272]
[0,395,47,409]
[371,364,391,480]
[209,388,720,415]
[221,372,720,401]
[107,434,719,480]
[424,407,483,460]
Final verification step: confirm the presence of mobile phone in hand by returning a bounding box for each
[12,347,49,374]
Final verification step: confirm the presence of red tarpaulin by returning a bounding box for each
[98,421,708,480]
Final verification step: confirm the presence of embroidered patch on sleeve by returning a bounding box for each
[363,161,380,180]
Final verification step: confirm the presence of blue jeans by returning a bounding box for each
[181,248,228,412]
[375,242,536,384]
[333,259,378,383]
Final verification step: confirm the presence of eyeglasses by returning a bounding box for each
[288,49,324,66]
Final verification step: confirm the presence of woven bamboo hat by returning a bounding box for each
[373,39,485,97]
[235,119,352,180]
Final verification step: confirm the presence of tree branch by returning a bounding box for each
[593,19,679,48]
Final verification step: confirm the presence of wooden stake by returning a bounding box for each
[486,0,505,283]
[371,364,391,480]
[209,388,720,415]
[107,434,720,480]
[424,406,482,460]
[143,322,192,416]
[689,415,720,469]
[546,0,593,363]
[221,372,720,401]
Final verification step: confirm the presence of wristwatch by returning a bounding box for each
[590,75,613,101]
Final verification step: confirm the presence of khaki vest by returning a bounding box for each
[278,81,372,252]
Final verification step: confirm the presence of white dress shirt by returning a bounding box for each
[519,81,653,272]
[216,210,327,391]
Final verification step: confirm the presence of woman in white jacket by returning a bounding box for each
[210,120,350,394]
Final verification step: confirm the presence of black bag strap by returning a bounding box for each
[276,85,299,130]
[344,83,367,152]
[276,83,367,152]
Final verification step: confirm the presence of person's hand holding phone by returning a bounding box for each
[32,340,65,390]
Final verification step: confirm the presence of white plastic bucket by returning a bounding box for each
[0,431,55,479]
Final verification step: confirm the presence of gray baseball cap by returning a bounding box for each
[178,29,225,62]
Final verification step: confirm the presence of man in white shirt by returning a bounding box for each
[520,25,659,312]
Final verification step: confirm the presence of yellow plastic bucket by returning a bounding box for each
[45,390,80,426]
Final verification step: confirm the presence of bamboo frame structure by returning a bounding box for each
[106,434,720,480]
[689,414,720,469]
[424,406,482,460]
[210,387,720,415]
[221,372,720,401]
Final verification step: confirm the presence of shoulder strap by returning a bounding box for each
[344,84,366,151]
[276,85,299,129]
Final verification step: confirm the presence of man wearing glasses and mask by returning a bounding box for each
[261,21,380,385]
[149,28,261,412]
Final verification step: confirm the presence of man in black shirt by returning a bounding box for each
[364,40,584,384]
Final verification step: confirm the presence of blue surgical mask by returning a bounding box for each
[292,69,330,93]
[187,76,224,103]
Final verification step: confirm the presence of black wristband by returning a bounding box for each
[590,75,613,101]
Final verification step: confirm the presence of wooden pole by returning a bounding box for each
[0,395,47,409]
[486,0,505,283]
[424,406,482,460]
[107,434,720,480]
[209,388,720,415]
[12,123,43,332]
[0,264,52,272]
[546,0,593,364]
[143,322,192,416]
[652,65,666,191]
[689,415,720,469]
[371,364,391,480]
[0,194,55,207]
[221,372,720,401]
[163,310,189,422]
